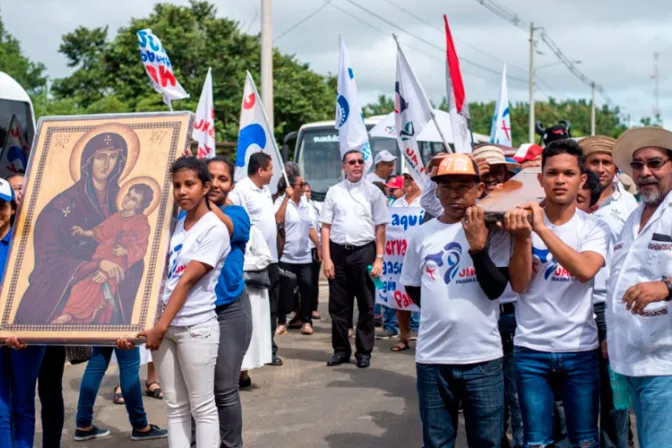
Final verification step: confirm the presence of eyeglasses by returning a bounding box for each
[629,158,671,171]
[347,159,365,166]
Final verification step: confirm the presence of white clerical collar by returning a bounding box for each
[345,178,364,188]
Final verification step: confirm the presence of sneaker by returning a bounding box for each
[74,426,111,441]
[131,424,168,441]
[376,329,399,340]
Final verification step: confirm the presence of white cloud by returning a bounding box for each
[4,0,671,125]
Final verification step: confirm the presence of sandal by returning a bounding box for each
[301,323,314,335]
[145,381,163,399]
[275,325,287,336]
[390,341,410,352]
[113,386,125,405]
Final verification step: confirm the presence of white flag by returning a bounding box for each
[335,36,372,172]
[235,71,286,194]
[395,41,432,183]
[193,68,216,159]
[490,65,512,146]
[444,15,472,154]
[137,29,189,108]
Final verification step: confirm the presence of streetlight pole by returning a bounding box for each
[528,22,535,143]
[261,0,274,129]
[590,82,596,136]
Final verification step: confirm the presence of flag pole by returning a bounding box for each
[392,34,453,154]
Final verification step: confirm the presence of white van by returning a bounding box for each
[0,72,36,176]
[290,116,489,201]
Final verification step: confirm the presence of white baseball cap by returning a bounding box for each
[0,179,14,203]
[374,150,398,165]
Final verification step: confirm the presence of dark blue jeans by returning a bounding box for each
[417,358,504,448]
[515,346,599,448]
[499,309,523,448]
[76,347,148,430]
[0,345,45,448]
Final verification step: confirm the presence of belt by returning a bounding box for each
[332,241,374,251]
[499,302,515,314]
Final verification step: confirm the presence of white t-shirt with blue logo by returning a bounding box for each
[400,219,510,365]
[162,212,230,327]
[514,209,609,352]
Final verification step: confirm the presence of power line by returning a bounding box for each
[472,0,621,112]
[338,0,529,85]
[383,0,528,76]
[274,1,331,43]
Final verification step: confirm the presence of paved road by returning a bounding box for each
[35,282,462,447]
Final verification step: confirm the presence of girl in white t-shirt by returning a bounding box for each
[119,157,230,448]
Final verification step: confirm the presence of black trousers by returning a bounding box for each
[280,262,314,324]
[329,241,375,359]
[310,248,321,312]
[267,262,280,357]
[38,346,66,448]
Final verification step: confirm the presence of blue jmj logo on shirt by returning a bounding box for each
[425,242,462,285]
[533,246,572,281]
[168,243,183,280]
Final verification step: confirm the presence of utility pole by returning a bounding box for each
[261,0,274,129]
[652,52,660,122]
[528,22,535,143]
[590,82,596,136]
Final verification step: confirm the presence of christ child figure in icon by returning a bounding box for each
[52,182,155,325]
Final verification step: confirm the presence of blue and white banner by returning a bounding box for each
[336,36,372,173]
[235,71,286,194]
[375,207,424,312]
[137,29,189,108]
[490,65,512,146]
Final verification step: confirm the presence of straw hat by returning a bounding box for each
[472,144,520,171]
[579,135,616,157]
[613,127,672,177]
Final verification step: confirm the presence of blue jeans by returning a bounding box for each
[417,359,504,448]
[499,309,523,448]
[76,347,148,430]
[382,305,398,333]
[515,346,599,448]
[626,375,672,447]
[410,311,420,332]
[0,345,45,448]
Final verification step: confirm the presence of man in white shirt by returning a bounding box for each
[506,139,609,448]
[606,127,672,447]
[229,152,283,366]
[578,137,636,448]
[401,153,511,447]
[321,150,389,368]
[366,150,397,184]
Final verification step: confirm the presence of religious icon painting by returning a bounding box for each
[0,112,194,344]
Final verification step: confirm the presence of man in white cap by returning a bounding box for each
[366,150,397,184]
[607,127,672,447]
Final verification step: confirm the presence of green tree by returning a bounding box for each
[0,12,47,94]
[370,95,629,147]
[50,1,336,145]
[364,95,394,116]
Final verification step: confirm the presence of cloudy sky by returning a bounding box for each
[4,0,672,128]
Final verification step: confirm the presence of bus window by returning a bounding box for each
[0,99,34,150]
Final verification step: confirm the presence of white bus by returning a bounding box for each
[0,72,36,176]
[290,116,489,201]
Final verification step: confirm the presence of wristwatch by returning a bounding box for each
[662,276,672,301]
[376,254,384,260]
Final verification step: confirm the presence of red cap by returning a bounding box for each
[512,144,543,163]
[385,176,403,189]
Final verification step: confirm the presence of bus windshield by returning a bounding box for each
[0,99,34,151]
[296,126,400,199]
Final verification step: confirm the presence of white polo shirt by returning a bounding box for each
[366,172,387,184]
[391,195,421,208]
[607,192,672,377]
[514,209,608,352]
[274,196,314,264]
[400,220,509,365]
[229,176,278,262]
[320,179,389,246]
[307,199,321,249]
[163,212,230,327]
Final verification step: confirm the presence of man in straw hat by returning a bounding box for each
[606,127,672,446]
[579,135,637,448]
[506,139,609,447]
[401,153,511,447]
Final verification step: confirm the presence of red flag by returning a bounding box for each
[444,15,466,114]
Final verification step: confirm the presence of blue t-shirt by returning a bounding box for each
[0,228,12,285]
[178,205,250,306]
